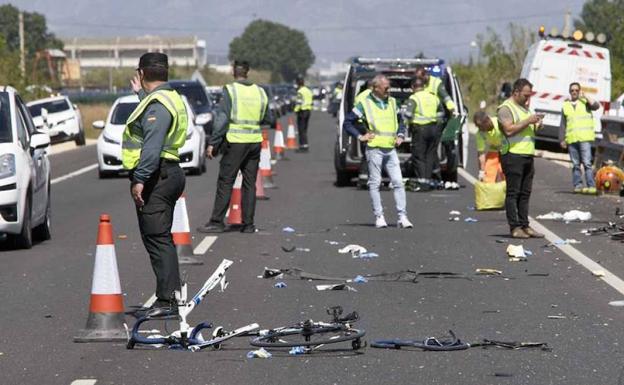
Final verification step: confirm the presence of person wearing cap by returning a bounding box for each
[342,74,413,229]
[197,61,275,234]
[560,82,599,194]
[294,77,313,152]
[122,52,187,316]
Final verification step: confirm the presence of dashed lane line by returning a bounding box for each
[194,236,218,255]
[51,163,98,185]
[70,380,97,385]
[457,167,624,296]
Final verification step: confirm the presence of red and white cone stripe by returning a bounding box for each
[90,215,123,313]
[172,194,192,246]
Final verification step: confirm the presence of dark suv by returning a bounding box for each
[334,57,468,186]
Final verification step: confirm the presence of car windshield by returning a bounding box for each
[28,98,71,117]
[111,102,138,125]
[172,85,211,113]
[0,93,12,143]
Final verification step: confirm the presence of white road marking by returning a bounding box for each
[194,236,217,255]
[51,164,98,185]
[458,167,624,296]
[70,380,97,385]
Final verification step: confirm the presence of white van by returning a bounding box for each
[520,37,611,144]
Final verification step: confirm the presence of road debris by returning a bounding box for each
[274,282,287,288]
[475,268,502,276]
[289,346,306,355]
[117,234,127,239]
[281,245,296,252]
[354,252,379,259]
[282,227,296,233]
[464,217,478,223]
[448,217,460,222]
[353,275,368,283]
[506,245,527,260]
[247,348,272,359]
[550,239,582,246]
[608,300,624,307]
[547,315,567,319]
[449,210,461,216]
[338,244,367,256]
[537,210,592,222]
[316,283,357,292]
[592,270,606,277]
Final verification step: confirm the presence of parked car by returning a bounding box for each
[260,85,283,125]
[334,57,468,186]
[27,95,85,146]
[0,86,52,249]
[206,86,223,105]
[169,80,214,143]
[93,94,207,178]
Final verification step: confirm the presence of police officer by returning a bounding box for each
[497,78,544,239]
[123,52,187,315]
[197,61,275,234]
[404,77,440,191]
[294,77,313,152]
[560,82,600,194]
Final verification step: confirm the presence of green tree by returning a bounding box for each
[0,35,22,88]
[0,4,62,57]
[229,19,315,82]
[575,0,624,98]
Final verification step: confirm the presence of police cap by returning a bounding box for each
[138,52,169,70]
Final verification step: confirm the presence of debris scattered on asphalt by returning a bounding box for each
[592,270,606,277]
[608,300,624,307]
[506,245,527,260]
[353,275,368,283]
[296,247,311,252]
[117,234,127,239]
[495,239,508,244]
[537,210,592,222]
[355,252,379,259]
[259,267,477,283]
[418,272,472,280]
[464,217,478,223]
[338,244,367,256]
[493,373,514,378]
[475,268,502,276]
[448,217,460,222]
[324,240,341,245]
[282,227,296,233]
[44,314,53,318]
[482,310,501,314]
[289,346,306,355]
[467,205,475,211]
[316,283,357,292]
[274,282,287,288]
[551,239,582,246]
[449,210,461,216]
[247,348,272,359]
[281,245,296,252]
[547,315,567,319]
[260,267,284,279]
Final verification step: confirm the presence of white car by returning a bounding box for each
[0,86,52,249]
[94,94,207,178]
[27,95,85,146]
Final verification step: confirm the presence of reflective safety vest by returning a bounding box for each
[498,99,535,156]
[476,117,504,153]
[225,82,267,143]
[122,89,188,170]
[408,90,439,125]
[562,99,595,144]
[354,89,371,106]
[362,96,398,149]
[426,76,456,112]
[333,86,343,100]
[295,86,313,112]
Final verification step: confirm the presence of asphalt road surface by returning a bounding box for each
[2,112,624,385]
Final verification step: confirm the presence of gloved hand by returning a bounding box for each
[478,170,485,181]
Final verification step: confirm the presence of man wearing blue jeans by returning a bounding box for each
[559,82,599,194]
[343,74,413,229]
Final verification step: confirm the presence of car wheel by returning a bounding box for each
[34,186,51,241]
[75,128,86,146]
[12,197,33,249]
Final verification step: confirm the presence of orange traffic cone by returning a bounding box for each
[256,167,270,200]
[260,139,275,189]
[227,171,243,225]
[171,194,203,265]
[286,116,297,149]
[274,121,287,160]
[74,214,126,342]
[262,128,276,169]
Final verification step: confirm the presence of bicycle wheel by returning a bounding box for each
[250,324,365,349]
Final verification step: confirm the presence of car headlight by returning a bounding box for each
[186,130,193,140]
[103,133,120,145]
[0,154,16,179]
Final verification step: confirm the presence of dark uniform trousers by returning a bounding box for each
[210,142,261,225]
[501,153,534,230]
[134,161,185,301]
[297,110,311,148]
[410,123,439,180]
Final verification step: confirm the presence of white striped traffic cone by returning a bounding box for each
[74,214,126,342]
[286,116,297,149]
[227,171,243,225]
[171,194,203,265]
[273,121,286,160]
[260,139,275,189]
[256,167,269,200]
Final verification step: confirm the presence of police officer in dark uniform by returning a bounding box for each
[122,53,188,315]
[197,61,275,234]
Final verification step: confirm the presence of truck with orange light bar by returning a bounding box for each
[520,26,612,146]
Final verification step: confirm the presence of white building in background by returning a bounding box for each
[62,35,207,69]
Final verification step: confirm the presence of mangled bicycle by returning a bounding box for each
[249,306,366,353]
[126,259,259,351]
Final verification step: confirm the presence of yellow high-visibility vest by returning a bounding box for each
[225,83,267,143]
[409,90,439,125]
[498,99,535,156]
[476,117,504,153]
[562,99,595,144]
[295,86,313,112]
[122,89,188,170]
[362,96,398,149]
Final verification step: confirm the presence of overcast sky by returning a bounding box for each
[9,0,589,66]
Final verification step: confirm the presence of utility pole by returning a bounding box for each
[562,9,572,37]
[19,12,25,79]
